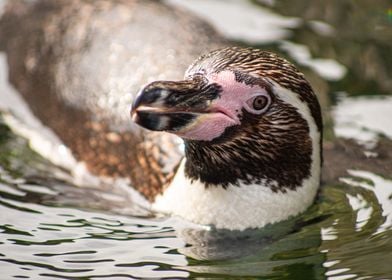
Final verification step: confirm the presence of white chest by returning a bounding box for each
[152,159,319,230]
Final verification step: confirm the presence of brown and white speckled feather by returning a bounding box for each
[0,0,225,201]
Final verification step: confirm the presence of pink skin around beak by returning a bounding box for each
[175,71,269,141]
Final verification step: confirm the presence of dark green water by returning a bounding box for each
[1,0,392,279]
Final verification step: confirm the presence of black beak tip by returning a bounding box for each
[130,107,138,123]
[130,97,139,123]
[133,84,164,108]
[131,88,145,112]
[130,77,209,131]
[130,85,165,130]
[132,110,163,131]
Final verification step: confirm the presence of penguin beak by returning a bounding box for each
[131,76,231,137]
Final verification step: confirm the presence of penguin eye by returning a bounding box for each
[244,93,271,114]
[252,96,268,110]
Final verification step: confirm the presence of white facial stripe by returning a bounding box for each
[269,80,321,183]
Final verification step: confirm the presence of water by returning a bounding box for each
[1,0,392,279]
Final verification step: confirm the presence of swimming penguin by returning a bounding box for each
[1,0,391,230]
